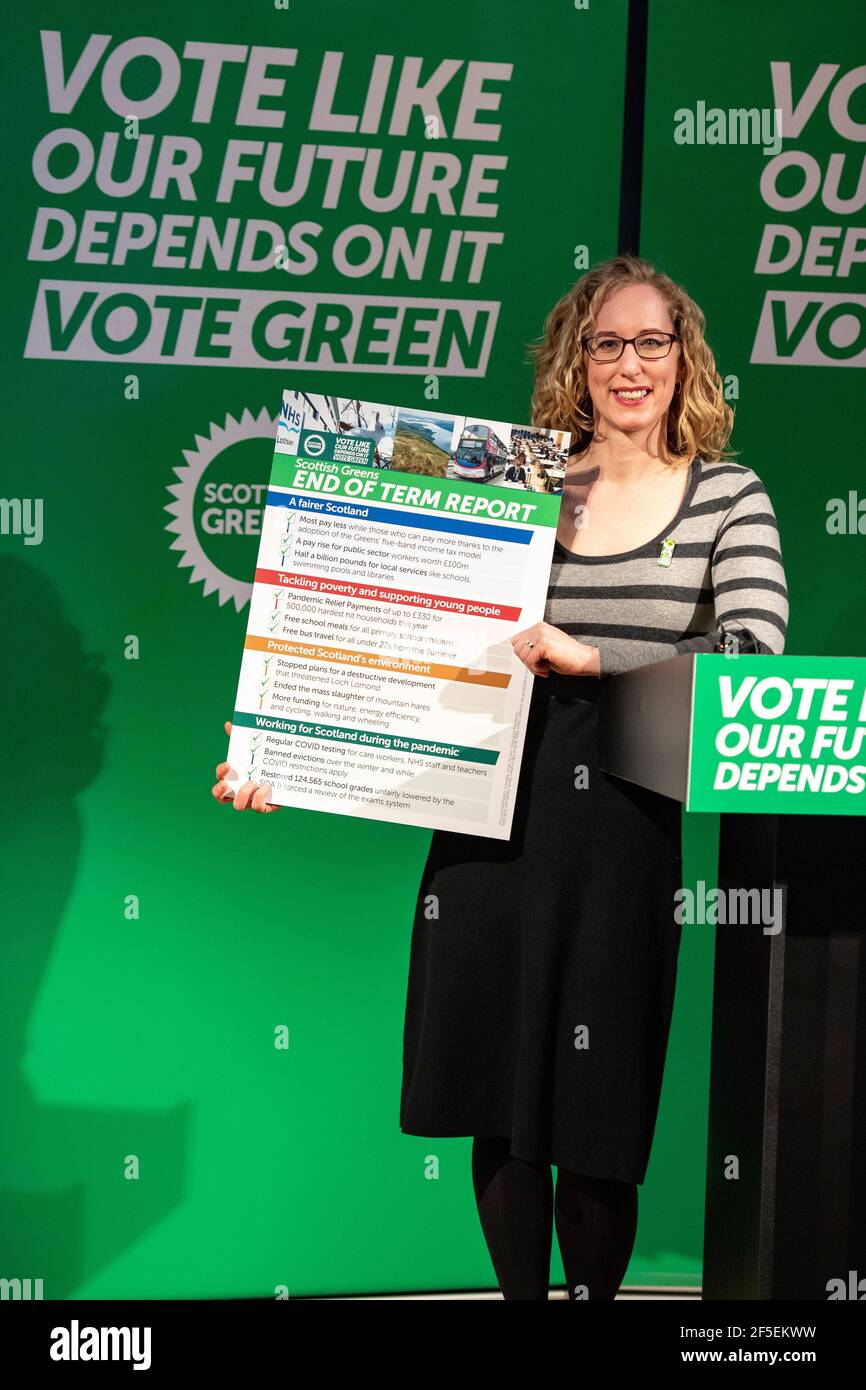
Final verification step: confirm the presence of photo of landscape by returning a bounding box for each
[391,408,458,477]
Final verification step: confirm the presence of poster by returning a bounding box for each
[222,391,570,837]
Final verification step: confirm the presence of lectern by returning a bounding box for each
[597,652,866,1301]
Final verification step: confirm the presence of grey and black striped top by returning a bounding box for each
[543,458,789,675]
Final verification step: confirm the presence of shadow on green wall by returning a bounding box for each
[0,556,188,1297]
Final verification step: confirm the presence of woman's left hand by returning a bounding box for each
[510,622,600,678]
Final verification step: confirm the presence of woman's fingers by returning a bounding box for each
[212,776,278,810]
[510,622,595,677]
[230,779,279,812]
[511,624,550,676]
[230,780,260,810]
[510,623,540,657]
[215,722,279,810]
[250,783,279,813]
[523,647,551,677]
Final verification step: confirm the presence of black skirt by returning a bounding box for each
[399,670,683,1185]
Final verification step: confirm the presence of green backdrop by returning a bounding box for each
[1,0,862,1296]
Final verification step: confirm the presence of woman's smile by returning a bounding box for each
[611,386,653,406]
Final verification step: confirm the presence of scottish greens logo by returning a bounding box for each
[165,408,278,611]
[302,432,327,458]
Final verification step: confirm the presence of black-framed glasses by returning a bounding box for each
[582,332,679,362]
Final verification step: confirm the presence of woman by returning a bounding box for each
[212,254,789,1301]
[397,254,789,1300]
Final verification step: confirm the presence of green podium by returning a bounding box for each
[598,653,866,1301]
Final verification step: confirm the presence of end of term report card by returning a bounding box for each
[223,390,571,839]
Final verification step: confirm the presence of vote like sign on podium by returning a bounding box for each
[688,655,866,812]
[597,654,866,817]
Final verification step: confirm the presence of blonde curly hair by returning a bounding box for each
[528,254,736,465]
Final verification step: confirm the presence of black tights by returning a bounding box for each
[471,1135,638,1300]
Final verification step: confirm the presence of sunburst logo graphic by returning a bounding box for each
[303,432,327,457]
[165,408,278,611]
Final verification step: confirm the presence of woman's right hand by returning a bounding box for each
[212,720,283,812]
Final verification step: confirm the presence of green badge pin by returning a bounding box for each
[658,536,676,567]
